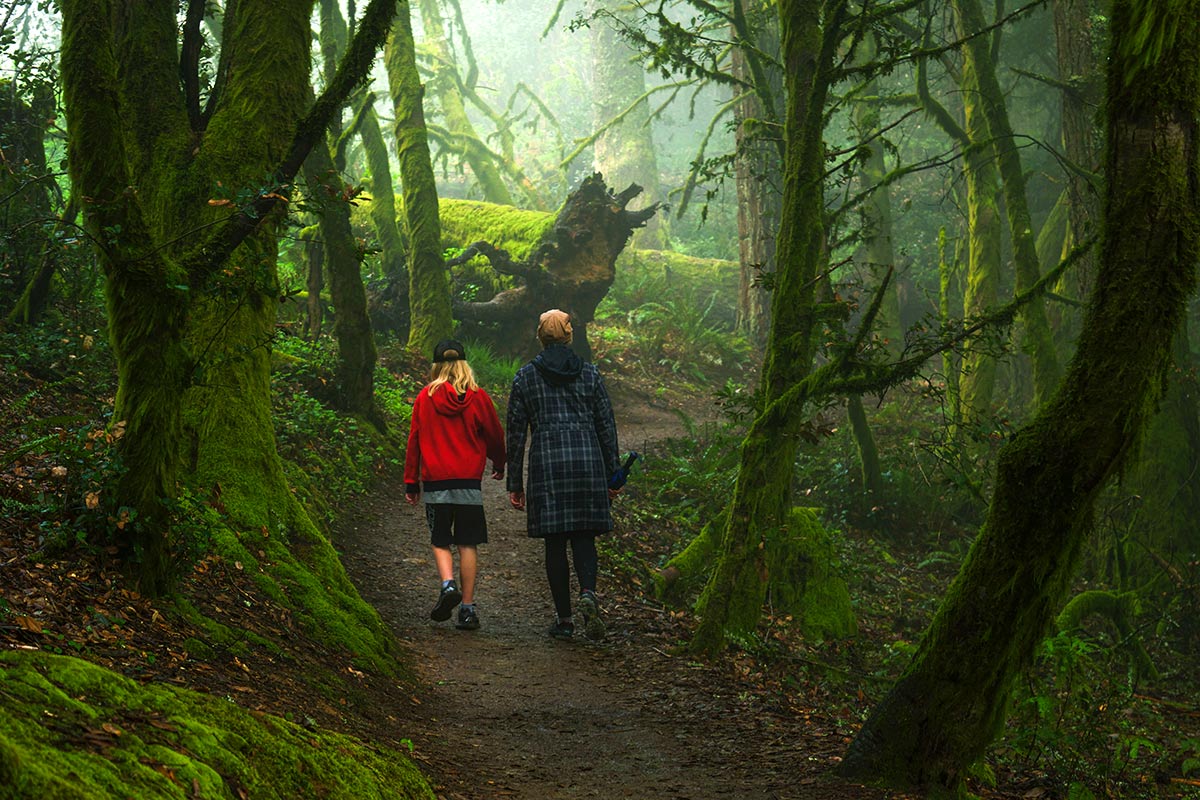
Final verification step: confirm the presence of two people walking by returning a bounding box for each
[403,310,621,639]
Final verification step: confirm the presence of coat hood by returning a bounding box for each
[533,343,583,385]
[429,384,473,416]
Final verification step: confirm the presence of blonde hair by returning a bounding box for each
[428,359,478,396]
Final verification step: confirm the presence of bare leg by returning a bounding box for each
[458,545,478,604]
[432,545,455,583]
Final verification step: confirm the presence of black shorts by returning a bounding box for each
[426,503,488,547]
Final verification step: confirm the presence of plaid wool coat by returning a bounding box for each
[505,344,620,537]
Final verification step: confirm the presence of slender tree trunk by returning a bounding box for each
[303,223,325,338]
[310,5,382,426]
[731,0,782,347]
[852,32,902,352]
[7,197,80,327]
[1052,0,1101,341]
[386,4,452,356]
[938,226,963,427]
[303,149,383,427]
[358,99,407,285]
[847,395,884,498]
[953,0,1062,408]
[690,0,848,654]
[840,2,1200,791]
[588,0,667,249]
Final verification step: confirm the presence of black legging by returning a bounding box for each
[543,533,598,620]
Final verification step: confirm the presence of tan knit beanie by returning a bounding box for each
[536,309,573,345]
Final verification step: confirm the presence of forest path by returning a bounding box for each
[336,382,893,800]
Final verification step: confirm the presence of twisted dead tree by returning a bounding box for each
[448,173,660,361]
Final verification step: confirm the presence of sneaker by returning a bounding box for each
[578,591,606,640]
[547,619,575,640]
[430,582,462,622]
[456,605,480,630]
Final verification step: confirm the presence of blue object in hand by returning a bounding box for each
[609,451,640,490]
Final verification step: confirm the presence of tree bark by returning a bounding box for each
[731,0,782,347]
[840,2,1200,792]
[386,4,453,358]
[1051,0,1101,343]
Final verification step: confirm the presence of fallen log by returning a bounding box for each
[443,173,660,361]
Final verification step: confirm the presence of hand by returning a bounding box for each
[405,493,419,506]
[509,491,526,510]
[491,469,504,480]
[608,487,621,501]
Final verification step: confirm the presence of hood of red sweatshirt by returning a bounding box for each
[428,384,472,416]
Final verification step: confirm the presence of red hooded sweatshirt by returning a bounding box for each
[404,383,506,495]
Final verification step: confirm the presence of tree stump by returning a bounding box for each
[448,173,660,361]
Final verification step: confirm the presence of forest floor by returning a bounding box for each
[334,380,906,800]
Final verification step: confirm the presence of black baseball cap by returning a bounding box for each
[433,339,466,363]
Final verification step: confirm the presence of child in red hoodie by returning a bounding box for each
[405,339,506,630]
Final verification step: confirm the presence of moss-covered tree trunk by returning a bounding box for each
[916,39,1002,424]
[302,224,325,338]
[303,148,382,427]
[731,0,782,347]
[309,6,382,427]
[416,0,514,206]
[938,226,963,427]
[358,99,407,285]
[386,6,452,357]
[953,0,1062,409]
[60,0,397,592]
[957,66,1003,423]
[689,0,849,655]
[587,0,667,249]
[840,2,1200,792]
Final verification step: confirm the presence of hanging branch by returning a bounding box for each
[541,0,568,38]
[674,95,740,217]
[335,90,375,167]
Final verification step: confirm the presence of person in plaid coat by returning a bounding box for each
[507,309,620,640]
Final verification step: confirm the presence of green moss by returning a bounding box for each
[766,509,857,640]
[437,199,555,261]
[656,506,729,602]
[181,637,215,661]
[0,651,434,800]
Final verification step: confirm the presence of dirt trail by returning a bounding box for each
[336,385,894,800]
